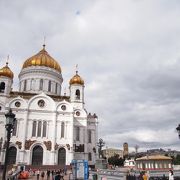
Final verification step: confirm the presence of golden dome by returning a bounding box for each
[0,62,14,79]
[22,45,61,72]
[69,71,84,85]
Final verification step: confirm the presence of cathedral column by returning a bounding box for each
[19,110,29,164]
[70,116,74,161]
[50,112,57,165]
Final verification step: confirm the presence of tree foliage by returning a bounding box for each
[173,154,180,165]
[108,154,125,166]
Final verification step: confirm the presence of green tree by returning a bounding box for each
[108,154,125,166]
[174,154,180,165]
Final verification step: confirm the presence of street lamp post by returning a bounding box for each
[176,124,180,139]
[2,109,16,180]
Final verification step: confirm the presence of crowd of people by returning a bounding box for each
[126,170,175,180]
[31,168,67,180]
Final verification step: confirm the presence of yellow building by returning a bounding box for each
[136,155,172,170]
[102,148,123,159]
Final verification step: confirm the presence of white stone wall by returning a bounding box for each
[0,92,97,165]
[19,66,63,96]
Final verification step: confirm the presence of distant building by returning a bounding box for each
[124,159,135,168]
[136,155,172,170]
[123,142,129,157]
[102,148,123,159]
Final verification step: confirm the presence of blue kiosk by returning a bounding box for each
[71,159,89,180]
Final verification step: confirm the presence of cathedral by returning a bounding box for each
[0,45,98,166]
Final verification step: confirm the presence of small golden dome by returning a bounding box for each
[0,62,14,79]
[22,45,61,72]
[69,71,84,85]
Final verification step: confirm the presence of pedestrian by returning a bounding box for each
[47,169,50,179]
[36,169,40,180]
[54,171,61,180]
[162,174,166,180]
[169,170,174,180]
[142,171,148,180]
[64,165,67,175]
[146,171,150,180]
[138,171,143,180]
[41,171,45,179]
[51,169,54,180]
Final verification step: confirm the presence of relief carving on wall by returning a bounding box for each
[66,144,70,150]
[3,141,13,149]
[3,141,7,149]
[25,140,36,150]
[44,141,52,151]
[16,141,22,149]
[55,143,59,150]
[93,147,96,153]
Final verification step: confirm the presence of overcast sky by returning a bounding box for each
[0,0,180,152]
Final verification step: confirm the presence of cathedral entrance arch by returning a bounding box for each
[58,148,66,166]
[32,145,43,165]
[7,147,17,165]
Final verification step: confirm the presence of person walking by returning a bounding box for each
[47,169,51,179]
[41,171,45,180]
[36,169,40,180]
[142,171,148,180]
[169,170,174,180]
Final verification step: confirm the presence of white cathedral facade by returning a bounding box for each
[0,45,98,166]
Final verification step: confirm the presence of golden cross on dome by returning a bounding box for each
[64,87,66,96]
[43,36,46,49]
[76,64,78,74]
[6,55,9,66]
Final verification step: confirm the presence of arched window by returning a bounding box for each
[12,119,17,136]
[88,152,92,161]
[32,121,37,137]
[76,127,80,141]
[39,79,43,90]
[31,79,35,90]
[42,121,47,137]
[88,130,91,143]
[32,146,43,165]
[55,83,58,94]
[75,89,80,99]
[58,148,66,166]
[48,80,51,92]
[0,82,5,93]
[61,122,65,138]
[37,121,42,137]
[23,80,27,91]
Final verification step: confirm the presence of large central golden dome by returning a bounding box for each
[22,45,61,72]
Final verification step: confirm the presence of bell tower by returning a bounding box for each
[0,61,14,96]
[69,69,85,109]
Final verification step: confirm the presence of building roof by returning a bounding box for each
[136,155,172,161]
[10,91,70,102]
[0,62,14,79]
[69,71,84,85]
[22,45,61,73]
